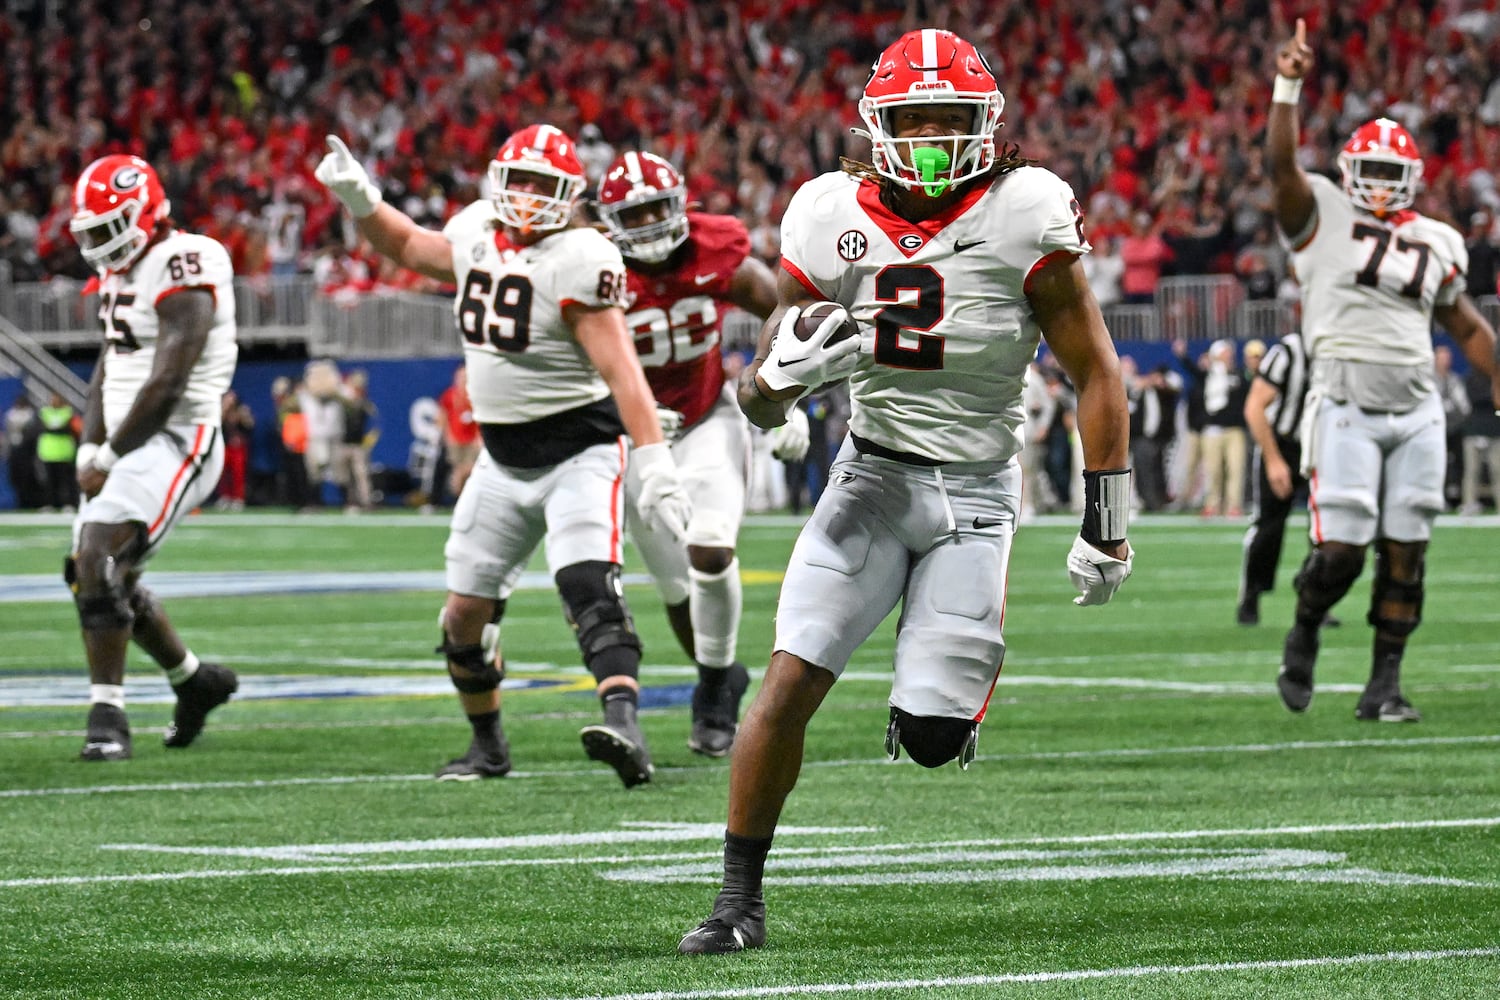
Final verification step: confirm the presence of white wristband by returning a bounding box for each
[1272,75,1303,105]
[75,443,99,471]
[93,442,120,472]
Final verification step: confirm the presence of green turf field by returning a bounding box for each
[1,510,1497,999]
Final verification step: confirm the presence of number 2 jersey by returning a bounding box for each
[443,202,629,427]
[1292,174,1466,407]
[96,230,237,433]
[621,212,749,429]
[780,165,1089,464]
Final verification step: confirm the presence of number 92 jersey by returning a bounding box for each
[443,202,629,425]
[780,166,1089,464]
[1293,173,1466,368]
[97,230,237,433]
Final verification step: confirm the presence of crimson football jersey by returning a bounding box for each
[621,212,750,427]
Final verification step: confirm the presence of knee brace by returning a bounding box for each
[1367,548,1424,638]
[1293,544,1365,616]
[556,561,642,683]
[65,554,134,631]
[436,633,503,694]
[885,707,979,770]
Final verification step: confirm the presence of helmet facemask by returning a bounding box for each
[488,163,581,233]
[71,200,152,272]
[1337,151,1421,215]
[858,97,1003,197]
[600,188,688,264]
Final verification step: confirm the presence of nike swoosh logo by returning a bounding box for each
[693,272,719,285]
[972,517,1007,529]
[954,240,986,252]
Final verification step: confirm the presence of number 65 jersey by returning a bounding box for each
[779,165,1089,464]
[443,202,629,425]
[96,231,237,433]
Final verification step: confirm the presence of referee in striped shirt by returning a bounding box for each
[1238,330,1337,626]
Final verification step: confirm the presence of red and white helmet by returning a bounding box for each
[856,29,1005,195]
[1337,118,1424,215]
[595,151,689,264]
[69,154,170,273]
[487,124,585,233]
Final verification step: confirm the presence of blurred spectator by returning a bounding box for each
[299,359,344,506]
[1172,338,1210,511]
[437,362,479,502]
[1129,363,1182,512]
[1235,224,1287,300]
[1021,360,1061,516]
[1435,345,1472,510]
[35,390,79,511]
[1193,340,1250,519]
[1118,211,1171,305]
[276,378,313,510]
[333,368,379,512]
[3,392,42,509]
[576,124,616,189]
[215,389,254,511]
[1465,208,1498,299]
[1083,235,1125,309]
[1460,370,1500,514]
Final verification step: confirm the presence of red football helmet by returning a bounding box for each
[1338,118,1423,215]
[69,154,170,273]
[856,29,1005,195]
[488,124,585,233]
[595,151,690,264]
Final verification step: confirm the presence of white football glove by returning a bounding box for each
[769,405,811,462]
[758,305,860,394]
[1067,534,1134,606]
[315,135,383,219]
[631,441,693,541]
[655,404,685,440]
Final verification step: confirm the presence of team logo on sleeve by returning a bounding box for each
[837,230,868,262]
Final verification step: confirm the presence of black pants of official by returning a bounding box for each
[1240,437,1305,601]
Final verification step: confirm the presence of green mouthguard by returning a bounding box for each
[911,147,951,197]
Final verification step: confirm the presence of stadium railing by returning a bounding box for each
[2,272,1496,357]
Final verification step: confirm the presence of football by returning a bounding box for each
[792,301,859,345]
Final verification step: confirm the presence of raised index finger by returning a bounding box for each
[1295,17,1306,46]
[325,134,351,165]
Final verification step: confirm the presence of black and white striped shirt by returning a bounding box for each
[1256,332,1309,440]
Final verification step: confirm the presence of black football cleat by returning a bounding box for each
[164,663,238,748]
[581,697,653,788]
[1355,692,1421,723]
[1277,623,1320,713]
[688,662,751,758]
[678,901,767,955]
[80,703,132,762]
[435,736,512,780]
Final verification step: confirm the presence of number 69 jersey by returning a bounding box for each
[780,165,1089,464]
[443,202,629,425]
[96,231,237,433]
[1292,173,1467,368]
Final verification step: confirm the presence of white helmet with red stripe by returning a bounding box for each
[69,154,170,274]
[1337,118,1423,215]
[595,150,689,264]
[855,28,1005,196]
[487,124,586,233]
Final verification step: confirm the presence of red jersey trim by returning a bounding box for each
[1023,250,1079,295]
[148,425,210,539]
[155,284,217,308]
[855,174,997,258]
[1290,214,1320,253]
[781,258,829,300]
[609,438,626,564]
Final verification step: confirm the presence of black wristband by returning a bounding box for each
[1080,468,1131,546]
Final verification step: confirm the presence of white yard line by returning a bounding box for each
[4,734,1498,798]
[539,948,1500,1000]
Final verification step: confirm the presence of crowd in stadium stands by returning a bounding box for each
[3,0,1500,302]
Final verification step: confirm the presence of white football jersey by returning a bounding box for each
[1293,174,1466,368]
[443,203,629,424]
[780,166,1089,463]
[96,230,237,432]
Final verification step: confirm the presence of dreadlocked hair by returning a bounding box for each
[840,142,1034,189]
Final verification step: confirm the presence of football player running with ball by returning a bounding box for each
[1268,20,1500,722]
[679,29,1133,954]
[67,154,241,761]
[317,125,692,788]
[595,150,783,758]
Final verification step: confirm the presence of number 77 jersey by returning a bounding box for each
[778,165,1089,464]
[1292,173,1467,368]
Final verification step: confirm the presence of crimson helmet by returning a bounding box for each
[855,29,1005,195]
[595,151,690,264]
[1337,118,1423,215]
[487,124,586,233]
[69,155,170,273]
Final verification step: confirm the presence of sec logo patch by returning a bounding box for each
[837,230,867,262]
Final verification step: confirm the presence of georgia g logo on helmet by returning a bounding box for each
[110,166,145,193]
